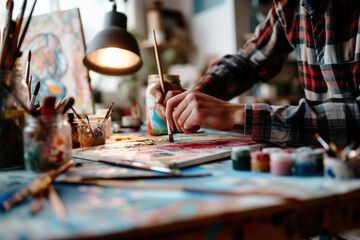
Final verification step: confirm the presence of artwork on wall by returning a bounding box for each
[20,8,94,114]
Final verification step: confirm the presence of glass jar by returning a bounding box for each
[68,113,80,148]
[23,114,72,172]
[0,70,29,170]
[146,74,181,135]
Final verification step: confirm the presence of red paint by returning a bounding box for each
[157,138,256,151]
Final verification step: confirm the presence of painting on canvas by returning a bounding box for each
[20,8,94,114]
[73,134,258,170]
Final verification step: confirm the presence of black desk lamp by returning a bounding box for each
[83,0,142,76]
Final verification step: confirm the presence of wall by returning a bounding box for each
[191,0,237,71]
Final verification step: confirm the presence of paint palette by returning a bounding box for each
[73,134,258,171]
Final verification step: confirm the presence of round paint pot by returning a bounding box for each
[262,147,281,154]
[291,151,316,176]
[251,151,270,172]
[231,146,251,170]
[270,151,293,176]
[308,150,324,174]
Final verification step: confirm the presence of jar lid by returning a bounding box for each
[270,151,292,162]
[262,147,281,154]
[251,150,270,162]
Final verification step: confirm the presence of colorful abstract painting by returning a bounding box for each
[20,8,94,114]
[73,134,258,171]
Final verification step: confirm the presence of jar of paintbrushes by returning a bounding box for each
[23,96,73,172]
[0,69,29,170]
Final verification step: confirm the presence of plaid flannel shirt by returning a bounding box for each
[195,0,360,147]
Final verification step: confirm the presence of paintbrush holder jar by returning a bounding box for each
[146,74,181,135]
[0,70,28,170]
[23,114,72,172]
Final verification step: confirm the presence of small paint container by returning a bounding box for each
[262,147,281,154]
[291,151,316,176]
[251,151,270,172]
[309,150,324,173]
[68,113,80,149]
[78,118,106,147]
[23,114,72,172]
[324,156,354,180]
[231,146,251,170]
[270,151,292,176]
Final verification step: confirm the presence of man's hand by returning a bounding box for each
[162,89,245,134]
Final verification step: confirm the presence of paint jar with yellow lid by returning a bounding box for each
[146,74,181,135]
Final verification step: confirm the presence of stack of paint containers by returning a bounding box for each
[231,145,325,177]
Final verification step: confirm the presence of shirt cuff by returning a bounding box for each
[244,103,271,142]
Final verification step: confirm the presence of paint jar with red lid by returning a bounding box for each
[251,150,270,172]
[270,151,293,176]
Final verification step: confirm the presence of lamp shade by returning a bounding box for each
[83,5,142,76]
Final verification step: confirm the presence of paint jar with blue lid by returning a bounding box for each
[231,146,251,170]
[270,151,293,176]
[309,150,324,174]
[291,151,316,176]
[146,74,181,135]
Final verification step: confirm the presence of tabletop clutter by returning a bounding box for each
[231,136,360,180]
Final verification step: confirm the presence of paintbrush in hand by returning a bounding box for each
[152,29,174,142]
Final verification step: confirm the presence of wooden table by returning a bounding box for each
[1,130,360,240]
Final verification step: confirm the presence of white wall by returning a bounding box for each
[191,0,237,70]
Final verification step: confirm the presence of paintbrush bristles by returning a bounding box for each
[29,80,40,108]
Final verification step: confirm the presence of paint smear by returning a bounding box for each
[157,138,255,150]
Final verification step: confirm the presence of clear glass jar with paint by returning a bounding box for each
[23,114,72,172]
[146,74,181,135]
[0,69,29,170]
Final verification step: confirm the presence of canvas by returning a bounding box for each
[72,133,258,172]
[20,8,94,114]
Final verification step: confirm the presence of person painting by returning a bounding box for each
[150,0,360,148]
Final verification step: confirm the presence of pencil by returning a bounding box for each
[152,29,174,142]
